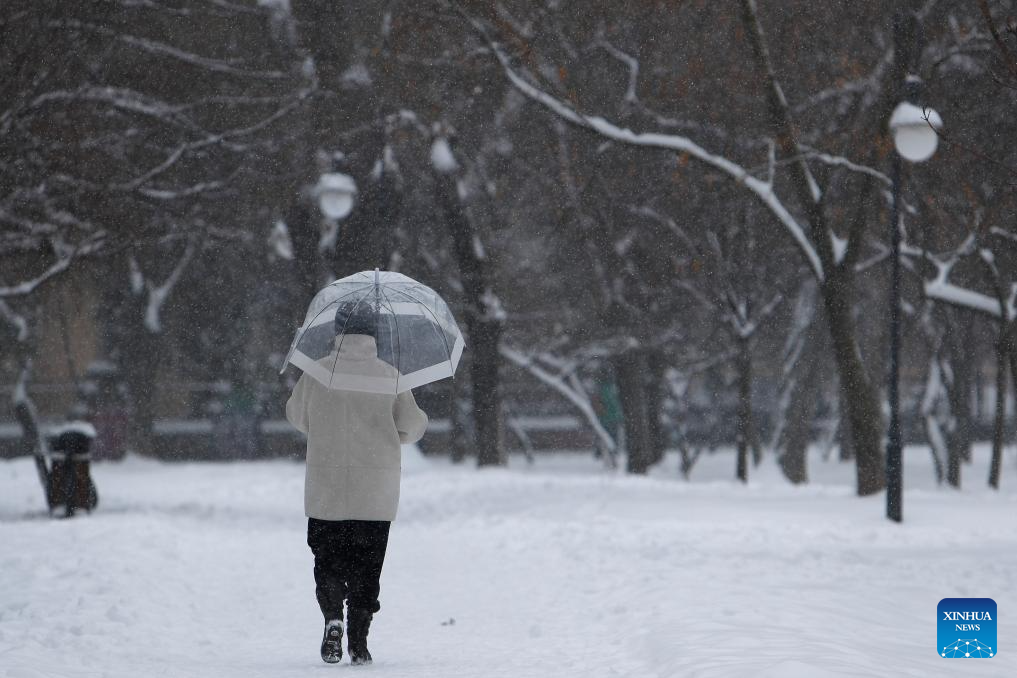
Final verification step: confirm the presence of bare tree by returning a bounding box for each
[631,202,791,482]
[1,0,307,452]
[431,135,507,467]
[467,2,905,493]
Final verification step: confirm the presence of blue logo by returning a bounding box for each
[938,598,996,659]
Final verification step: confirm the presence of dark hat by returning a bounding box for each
[334,301,377,338]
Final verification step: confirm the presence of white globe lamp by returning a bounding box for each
[889,102,943,163]
[314,172,357,220]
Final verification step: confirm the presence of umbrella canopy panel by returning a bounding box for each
[284,271,465,394]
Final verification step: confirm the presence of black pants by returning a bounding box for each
[307,518,391,620]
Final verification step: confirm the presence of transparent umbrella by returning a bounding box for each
[281,270,465,394]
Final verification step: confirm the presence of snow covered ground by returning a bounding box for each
[2,445,1016,678]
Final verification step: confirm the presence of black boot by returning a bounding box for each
[320,618,343,664]
[347,608,373,665]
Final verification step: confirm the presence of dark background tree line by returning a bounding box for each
[3,0,1017,495]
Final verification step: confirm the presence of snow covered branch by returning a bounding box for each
[0,232,107,299]
[920,234,1016,321]
[475,19,825,281]
[741,0,822,205]
[977,0,1017,81]
[592,36,733,141]
[500,344,617,455]
[737,294,784,339]
[626,205,696,251]
[2,3,307,277]
[431,136,460,175]
[130,239,200,333]
[630,204,783,339]
[51,20,289,80]
[990,226,1017,244]
[595,38,639,104]
[798,148,891,185]
[0,299,29,342]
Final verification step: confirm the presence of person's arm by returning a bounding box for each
[285,375,310,434]
[394,389,428,444]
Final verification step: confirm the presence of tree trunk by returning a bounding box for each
[736,338,752,483]
[924,414,947,485]
[750,424,763,467]
[740,0,884,496]
[679,443,703,480]
[920,359,946,486]
[13,398,50,507]
[1010,330,1017,429]
[613,349,653,474]
[777,390,813,485]
[4,302,51,504]
[286,196,322,321]
[774,282,823,484]
[645,350,668,468]
[836,387,854,461]
[333,168,400,276]
[10,360,51,506]
[121,324,162,457]
[470,318,504,467]
[969,364,983,464]
[944,324,975,489]
[988,338,1007,490]
[448,380,470,464]
[777,347,826,484]
[433,155,505,468]
[945,419,963,488]
[822,273,885,495]
[997,325,1017,488]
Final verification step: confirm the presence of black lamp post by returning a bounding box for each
[886,12,943,523]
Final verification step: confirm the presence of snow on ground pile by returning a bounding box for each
[1,446,1015,678]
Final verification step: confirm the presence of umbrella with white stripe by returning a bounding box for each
[281,270,465,394]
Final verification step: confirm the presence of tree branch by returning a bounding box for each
[477,25,825,281]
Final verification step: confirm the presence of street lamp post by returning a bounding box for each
[886,133,905,524]
[885,13,943,523]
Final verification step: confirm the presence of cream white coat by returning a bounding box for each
[286,335,428,521]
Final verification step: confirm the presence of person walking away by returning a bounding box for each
[593,373,623,464]
[286,305,428,665]
[221,377,260,459]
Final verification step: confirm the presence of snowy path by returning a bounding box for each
[2,447,1016,677]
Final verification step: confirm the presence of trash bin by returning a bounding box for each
[47,422,99,517]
